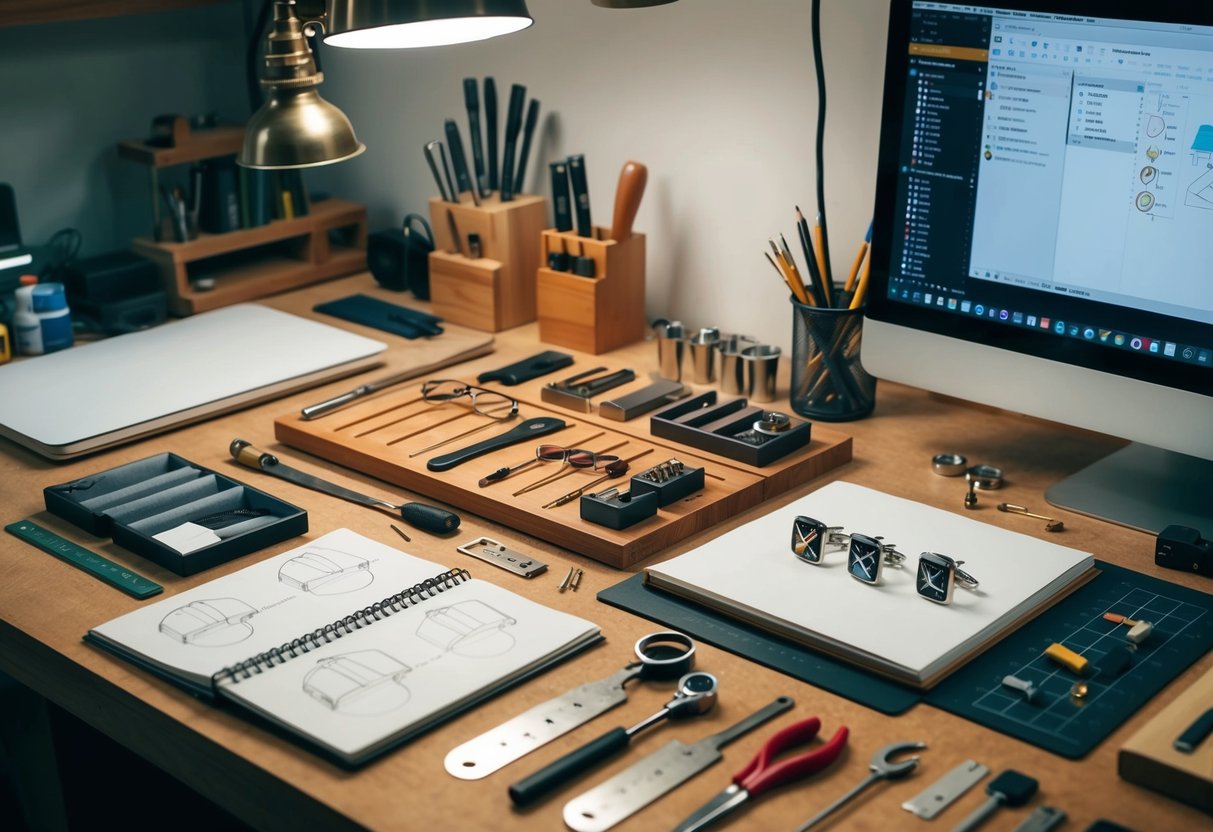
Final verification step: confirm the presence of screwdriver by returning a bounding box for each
[952,769,1038,832]
[229,439,460,535]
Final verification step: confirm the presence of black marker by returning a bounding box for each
[568,153,592,237]
[444,118,479,206]
[500,83,526,202]
[463,78,488,198]
[550,160,572,232]
[485,77,499,191]
[514,98,540,195]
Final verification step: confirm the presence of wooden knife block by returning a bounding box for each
[537,227,646,354]
[427,194,546,331]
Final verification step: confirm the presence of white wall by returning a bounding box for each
[0,0,891,354]
[310,0,891,352]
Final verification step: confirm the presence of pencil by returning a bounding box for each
[812,215,829,291]
[845,221,873,295]
[778,233,812,303]
[766,247,812,306]
[849,245,872,310]
[794,206,828,307]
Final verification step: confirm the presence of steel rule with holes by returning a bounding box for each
[562,696,795,832]
[455,536,547,578]
[444,631,696,779]
[6,520,163,599]
[901,759,989,819]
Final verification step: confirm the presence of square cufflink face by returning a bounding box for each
[916,552,956,605]
[847,533,884,584]
[791,516,828,564]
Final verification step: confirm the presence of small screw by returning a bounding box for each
[964,479,979,510]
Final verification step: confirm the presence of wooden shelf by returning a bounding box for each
[117,125,245,169]
[0,1,234,28]
[131,198,368,316]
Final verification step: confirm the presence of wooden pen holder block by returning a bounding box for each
[427,194,546,331]
[537,227,646,354]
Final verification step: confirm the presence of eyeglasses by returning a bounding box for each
[421,379,519,420]
[535,444,623,472]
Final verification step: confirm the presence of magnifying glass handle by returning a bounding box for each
[509,727,631,807]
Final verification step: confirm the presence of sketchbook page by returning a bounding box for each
[215,578,601,765]
[645,481,1094,682]
[87,529,449,690]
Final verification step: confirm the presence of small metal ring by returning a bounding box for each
[931,453,968,476]
[753,412,792,436]
[634,631,696,680]
[966,464,1004,490]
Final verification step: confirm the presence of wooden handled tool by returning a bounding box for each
[610,160,648,241]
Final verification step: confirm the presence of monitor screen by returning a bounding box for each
[863,0,1213,532]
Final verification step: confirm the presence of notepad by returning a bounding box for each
[0,304,386,460]
[85,529,602,767]
[644,482,1094,689]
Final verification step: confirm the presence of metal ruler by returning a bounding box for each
[7,520,163,599]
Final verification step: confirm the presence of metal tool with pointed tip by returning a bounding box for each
[794,740,927,831]
[998,503,1065,532]
[229,439,459,534]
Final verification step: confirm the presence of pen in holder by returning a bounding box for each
[536,227,646,354]
[427,193,547,331]
[789,297,876,421]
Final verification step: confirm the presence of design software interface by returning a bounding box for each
[890,2,1213,367]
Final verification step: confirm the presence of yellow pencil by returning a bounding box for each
[849,247,872,310]
[845,222,873,294]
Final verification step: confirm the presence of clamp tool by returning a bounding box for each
[542,367,637,412]
[674,716,848,832]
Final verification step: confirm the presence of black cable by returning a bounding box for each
[811,0,833,287]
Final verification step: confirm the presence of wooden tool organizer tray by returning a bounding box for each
[274,370,852,568]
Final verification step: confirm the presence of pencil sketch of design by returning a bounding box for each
[158,598,257,647]
[278,547,373,595]
[416,599,518,658]
[302,650,412,716]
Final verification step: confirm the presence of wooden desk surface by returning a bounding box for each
[1,275,1208,832]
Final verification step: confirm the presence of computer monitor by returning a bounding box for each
[863,0,1213,534]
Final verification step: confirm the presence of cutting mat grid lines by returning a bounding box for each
[971,589,1205,743]
[925,564,1213,758]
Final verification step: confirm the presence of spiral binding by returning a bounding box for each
[211,567,471,686]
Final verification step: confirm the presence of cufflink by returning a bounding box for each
[915,551,979,605]
[790,515,849,565]
[846,533,906,584]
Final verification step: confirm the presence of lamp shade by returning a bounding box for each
[324,0,534,48]
[240,86,366,169]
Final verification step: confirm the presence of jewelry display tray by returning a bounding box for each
[44,453,308,575]
[274,365,852,568]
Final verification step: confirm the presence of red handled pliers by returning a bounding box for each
[673,716,849,832]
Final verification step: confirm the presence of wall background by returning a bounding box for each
[0,0,890,353]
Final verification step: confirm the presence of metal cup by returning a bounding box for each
[716,334,757,395]
[655,321,686,381]
[741,344,781,403]
[687,327,720,384]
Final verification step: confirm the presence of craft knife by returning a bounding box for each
[901,759,988,820]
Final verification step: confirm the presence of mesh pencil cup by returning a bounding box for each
[790,297,876,421]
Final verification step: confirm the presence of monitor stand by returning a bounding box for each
[1045,443,1213,535]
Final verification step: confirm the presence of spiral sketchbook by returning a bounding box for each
[84,529,602,767]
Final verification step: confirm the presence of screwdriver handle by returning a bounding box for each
[399,502,461,534]
[951,794,1003,832]
[509,727,629,807]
